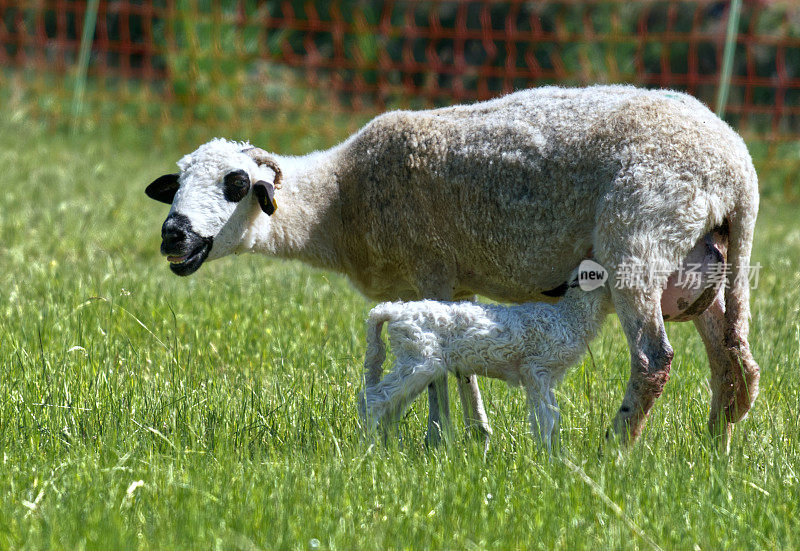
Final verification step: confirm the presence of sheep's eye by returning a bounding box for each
[223,170,250,202]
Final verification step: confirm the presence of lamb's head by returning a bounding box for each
[145,139,281,276]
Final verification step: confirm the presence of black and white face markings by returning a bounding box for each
[222,169,251,203]
[223,168,276,215]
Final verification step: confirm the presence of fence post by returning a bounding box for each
[72,0,100,130]
[715,0,743,118]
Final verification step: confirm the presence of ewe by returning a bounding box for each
[145,85,759,447]
[358,281,614,452]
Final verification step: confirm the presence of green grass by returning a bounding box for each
[0,116,799,550]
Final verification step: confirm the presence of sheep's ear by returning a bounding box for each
[253,180,277,215]
[145,173,180,204]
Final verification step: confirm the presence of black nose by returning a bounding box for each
[162,216,186,242]
[160,213,193,254]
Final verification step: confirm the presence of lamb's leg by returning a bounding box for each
[457,375,492,444]
[358,323,389,432]
[429,371,492,448]
[547,388,561,452]
[421,283,491,446]
[418,277,454,446]
[523,374,558,454]
[694,290,759,449]
[609,285,674,444]
[365,358,444,439]
[457,295,493,446]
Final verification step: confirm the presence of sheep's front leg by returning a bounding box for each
[426,377,450,446]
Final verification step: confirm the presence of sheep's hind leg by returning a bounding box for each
[694,290,759,450]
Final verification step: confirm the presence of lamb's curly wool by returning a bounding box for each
[148,84,760,447]
[358,286,613,451]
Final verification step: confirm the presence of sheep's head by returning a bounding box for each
[145,139,281,276]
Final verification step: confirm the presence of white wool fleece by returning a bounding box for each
[359,285,614,451]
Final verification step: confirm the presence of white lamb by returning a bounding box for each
[358,281,613,452]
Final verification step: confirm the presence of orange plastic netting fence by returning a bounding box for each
[1,1,799,188]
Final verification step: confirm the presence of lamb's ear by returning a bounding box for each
[253,180,277,215]
[145,173,180,204]
[244,148,282,189]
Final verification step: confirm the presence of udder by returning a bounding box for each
[661,232,727,322]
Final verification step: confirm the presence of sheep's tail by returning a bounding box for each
[721,167,760,417]
[363,306,392,386]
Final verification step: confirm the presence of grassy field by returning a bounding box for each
[0,116,799,550]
